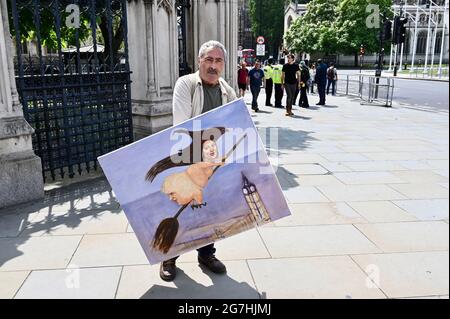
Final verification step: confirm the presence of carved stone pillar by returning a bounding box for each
[186,0,238,91]
[127,0,179,139]
[0,0,44,209]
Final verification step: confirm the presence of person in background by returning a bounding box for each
[237,61,249,98]
[298,61,310,108]
[308,63,316,94]
[326,62,338,96]
[247,60,265,112]
[315,59,328,106]
[282,54,300,116]
[272,60,284,108]
[264,58,274,106]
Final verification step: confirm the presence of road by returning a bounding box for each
[339,69,449,111]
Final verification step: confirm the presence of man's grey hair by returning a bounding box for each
[198,40,228,63]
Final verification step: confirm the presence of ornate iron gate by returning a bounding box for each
[176,0,191,76]
[9,0,133,181]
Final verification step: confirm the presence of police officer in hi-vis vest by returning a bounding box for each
[263,59,274,107]
[272,59,284,108]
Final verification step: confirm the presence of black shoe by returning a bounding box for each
[160,259,177,282]
[198,255,227,274]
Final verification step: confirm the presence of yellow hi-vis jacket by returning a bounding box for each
[272,65,283,84]
[264,65,274,80]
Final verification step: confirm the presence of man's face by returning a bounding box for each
[198,48,225,86]
[254,62,261,69]
[288,56,294,64]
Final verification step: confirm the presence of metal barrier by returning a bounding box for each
[337,75,395,107]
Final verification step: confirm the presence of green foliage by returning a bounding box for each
[8,5,92,50]
[8,1,124,59]
[249,0,286,56]
[284,0,339,55]
[334,0,392,55]
[285,0,393,56]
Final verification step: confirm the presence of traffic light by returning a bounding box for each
[393,16,408,44]
[398,17,408,44]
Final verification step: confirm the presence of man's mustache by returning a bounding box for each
[207,68,218,75]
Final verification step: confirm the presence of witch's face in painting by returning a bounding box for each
[202,140,219,163]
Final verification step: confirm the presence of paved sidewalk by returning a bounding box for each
[0,91,448,299]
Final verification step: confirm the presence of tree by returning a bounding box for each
[285,0,393,65]
[284,0,339,56]
[8,1,124,66]
[334,0,392,66]
[249,0,285,58]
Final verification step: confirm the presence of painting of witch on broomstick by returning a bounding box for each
[146,127,247,254]
[98,99,291,265]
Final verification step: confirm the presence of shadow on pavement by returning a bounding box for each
[262,127,317,154]
[275,166,300,191]
[0,176,120,268]
[140,266,262,299]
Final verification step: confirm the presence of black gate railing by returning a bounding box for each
[9,0,133,181]
[176,0,191,76]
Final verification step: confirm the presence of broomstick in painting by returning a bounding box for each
[145,128,247,254]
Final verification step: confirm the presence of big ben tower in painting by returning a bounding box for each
[242,173,271,226]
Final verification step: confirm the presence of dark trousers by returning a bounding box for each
[327,79,336,95]
[265,79,273,105]
[318,83,326,104]
[274,83,283,108]
[166,244,216,263]
[250,85,261,109]
[298,86,309,107]
[285,83,297,113]
[294,81,300,105]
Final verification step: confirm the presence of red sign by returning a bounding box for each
[256,36,265,45]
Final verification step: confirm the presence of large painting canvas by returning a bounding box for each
[98,99,291,265]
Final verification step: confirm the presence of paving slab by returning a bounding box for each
[19,209,128,237]
[348,201,418,223]
[315,161,353,173]
[321,153,371,162]
[258,225,381,258]
[70,233,148,268]
[247,256,386,299]
[344,161,408,172]
[177,229,271,263]
[116,261,260,299]
[0,271,29,299]
[355,221,449,253]
[393,199,449,221]
[273,203,366,226]
[388,183,449,200]
[333,172,406,185]
[0,236,82,271]
[352,252,449,298]
[390,170,449,184]
[14,267,122,299]
[283,186,331,203]
[295,175,345,187]
[317,185,407,202]
[282,164,329,175]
